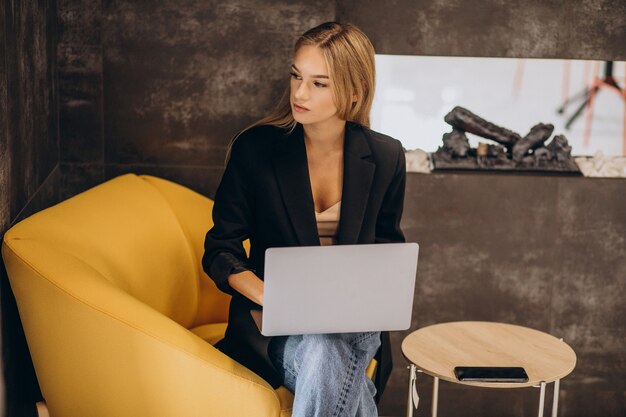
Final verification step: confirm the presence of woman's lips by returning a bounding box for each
[294,103,310,112]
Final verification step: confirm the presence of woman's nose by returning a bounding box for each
[294,81,309,100]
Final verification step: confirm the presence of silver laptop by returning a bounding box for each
[251,242,419,336]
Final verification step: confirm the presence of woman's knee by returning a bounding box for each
[299,333,347,354]
[350,331,381,353]
[298,332,380,357]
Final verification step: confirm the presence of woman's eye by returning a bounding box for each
[289,71,326,88]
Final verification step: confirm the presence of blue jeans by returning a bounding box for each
[267,331,381,417]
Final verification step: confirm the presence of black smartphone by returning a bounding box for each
[454,366,529,382]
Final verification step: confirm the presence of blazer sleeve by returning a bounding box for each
[202,135,256,296]
[375,140,407,244]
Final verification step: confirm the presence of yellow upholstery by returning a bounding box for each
[1,174,283,416]
[1,173,376,417]
[189,322,229,346]
[365,357,378,380]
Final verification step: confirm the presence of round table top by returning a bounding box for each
[401,321,577,388]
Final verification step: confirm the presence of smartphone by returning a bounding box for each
[454,366,529,382]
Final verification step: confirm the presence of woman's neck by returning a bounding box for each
[303,119,347,153]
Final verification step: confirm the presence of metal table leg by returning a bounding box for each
[551,379,561,417]
[432,376,439,417]
[407,369,560,417]
[538,381,546,417]
[406,364,417,417]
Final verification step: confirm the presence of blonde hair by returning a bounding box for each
[226,21,376,163]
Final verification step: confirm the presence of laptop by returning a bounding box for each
[250,242,419,336]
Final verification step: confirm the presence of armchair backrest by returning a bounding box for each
[3,174,227,328]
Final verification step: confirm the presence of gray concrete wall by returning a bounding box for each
[337,0,626,60]
[381,173,626,417]
[57,0,105,197]
[58,0,335,199]
[57,0,626,199]
[0,1,60,416]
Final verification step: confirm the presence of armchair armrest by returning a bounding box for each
[2,238,282,417]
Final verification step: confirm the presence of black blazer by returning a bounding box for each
[202,120,407,403]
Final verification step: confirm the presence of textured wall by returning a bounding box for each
[0,1,10,236]
[0,1,60,416]
[58,0,335,199]
[57,0,626,197]
[57,0,105,197]
[3,0,59,219]
[379,173,626,417]
[57,0,626,195]
[337,0,626,60]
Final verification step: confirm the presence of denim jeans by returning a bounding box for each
[267,331,381,417]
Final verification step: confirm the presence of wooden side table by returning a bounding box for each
[401,321,577,417]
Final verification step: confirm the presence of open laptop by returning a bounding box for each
[250,242,419,336]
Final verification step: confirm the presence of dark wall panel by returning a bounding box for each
[0,2,9,413]
[4,0,59,221]
[552,177,626,393]
[337,0,626,60]
[378,173,626,417]
[58,44,103,164]
[59,0,336,197]
[57,0,105,199]
[106,0,333,191]
[102,0,328,165]
[1,1,60,416]
[0,0,10,235]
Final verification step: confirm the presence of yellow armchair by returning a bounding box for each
[2,174,294,417]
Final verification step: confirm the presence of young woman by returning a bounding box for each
[203,21,406,417]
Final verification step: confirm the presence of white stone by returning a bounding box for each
[405,149,432,173]
[575,151,626,178]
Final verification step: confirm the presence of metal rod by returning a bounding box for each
[432,377,439,417]
[406,365,416,417]
[551,379,561,417]
[538,381,546,417]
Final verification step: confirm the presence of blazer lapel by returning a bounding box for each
[272,124,320,246]
[337,122,375,244]
[272,122,375,246]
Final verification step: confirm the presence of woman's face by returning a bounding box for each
[289,45,341,128]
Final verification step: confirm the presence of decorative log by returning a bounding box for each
[534,147,551,161]
[487,143,508,160]
[444,106,522,147]
[512,123,554,161]
[432,106,580,174]
[547,134,572,162]
[442,129,470,157]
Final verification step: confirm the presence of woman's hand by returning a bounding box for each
[227,270,265,306]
